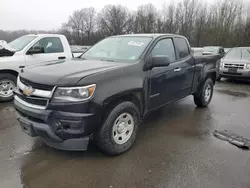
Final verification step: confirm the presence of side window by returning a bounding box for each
[174,38,190,59]
[151,38,176,63]
[31,37,64,54]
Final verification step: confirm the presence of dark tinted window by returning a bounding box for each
[151,38,176,63]
[32,37,64,53]
[175,38,190,58]
[225,48,241,60]
[242,49,250,60]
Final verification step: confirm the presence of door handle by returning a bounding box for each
[174,68,181,72]
[58,56,66,59]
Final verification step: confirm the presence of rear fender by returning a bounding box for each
[192,59,217,94]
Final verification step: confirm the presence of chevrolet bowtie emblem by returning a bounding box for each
[23,86,34,96]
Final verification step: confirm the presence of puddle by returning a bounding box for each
[217,90,248,97]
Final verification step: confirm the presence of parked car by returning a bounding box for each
[0,34,79,102]
[218,47,250,80]
[14,34,220,155]
[202,46,225,58]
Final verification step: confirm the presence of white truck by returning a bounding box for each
[0,34,81,102]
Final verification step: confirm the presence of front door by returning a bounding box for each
[148,38,184,109]
[25,37,66,66]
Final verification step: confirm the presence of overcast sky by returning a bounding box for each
[0,0,173,30]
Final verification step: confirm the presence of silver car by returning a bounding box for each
[218,47,250,80]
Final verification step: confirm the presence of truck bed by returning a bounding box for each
[194,54,221,64]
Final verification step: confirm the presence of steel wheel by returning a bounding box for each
[112,112,134,145]
[0,79,16,98]
[204,84,212,102]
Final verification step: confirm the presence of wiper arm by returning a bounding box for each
[100,59,115,62]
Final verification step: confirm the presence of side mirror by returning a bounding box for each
[27,46,44,55]
[151,55,170,68]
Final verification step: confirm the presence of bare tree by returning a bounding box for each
[2,0,250,47]
[65,7,96,44]
[135,4,158,33]
[98,5,130,35]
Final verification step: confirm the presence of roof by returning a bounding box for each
[203,46,222,48]
[113,33,185,38]
[232,47,250,49]
[25,34,64,37]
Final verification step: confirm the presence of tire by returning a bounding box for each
[194,78,214,107]
[0,73,17,102]
[95,101,140,156]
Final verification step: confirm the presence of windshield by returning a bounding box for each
[224,48,241,60]
[82,36,152,62]
[203,47,219,53]
[8,36,37,51]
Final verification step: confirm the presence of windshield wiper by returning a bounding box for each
[100,59,116,62]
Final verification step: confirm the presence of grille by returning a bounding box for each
[16,92,48,107]
[223,72,242,76]
[20,77,54,91]
[224,63,244,69]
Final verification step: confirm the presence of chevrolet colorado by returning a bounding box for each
[14,34,220,155]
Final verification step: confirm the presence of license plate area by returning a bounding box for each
[19,119,37,137]
[228,68,237,73]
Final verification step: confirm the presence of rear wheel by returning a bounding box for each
[194,78,214,107]
[95,101,140,155]
[0,73,17,102]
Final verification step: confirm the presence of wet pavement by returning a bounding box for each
[0,79,250,188]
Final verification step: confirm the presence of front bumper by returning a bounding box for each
[14,96,99,151]
[219,68,250,79]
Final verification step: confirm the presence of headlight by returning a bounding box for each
[246,63,250,69]
[52,84,96,102]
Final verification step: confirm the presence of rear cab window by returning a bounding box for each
[174,38,190,59]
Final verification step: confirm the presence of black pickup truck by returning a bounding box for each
[14,34,220,155]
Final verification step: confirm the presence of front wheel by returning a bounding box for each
[194,78,214,107]
[0,73,17,102]
[95,101,140,155]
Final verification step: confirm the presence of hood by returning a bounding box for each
[20,58,128,86]
[222,58,249,64]
[0,41,15,57]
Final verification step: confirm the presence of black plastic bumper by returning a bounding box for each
[14,98,98,151]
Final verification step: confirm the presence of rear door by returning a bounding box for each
[149,37,185,109]
[25,37,67,66]
[172,37,195,99]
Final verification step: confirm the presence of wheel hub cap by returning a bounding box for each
[117,122,126,134]
[112,112,135,145]
[204,85,211,102]
[0,80,16,98]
